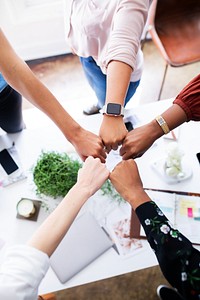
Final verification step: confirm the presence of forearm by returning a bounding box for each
[146,104,188,140]
[27,183,90,257]
[0,29,81,142]
[6,63,80,141]
[135,201,200,299]
[106,60,132,105]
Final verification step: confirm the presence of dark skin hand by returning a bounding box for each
[120,104,188,160]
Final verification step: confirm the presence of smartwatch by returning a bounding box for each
[101,103,124,117]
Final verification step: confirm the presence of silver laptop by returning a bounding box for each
[50,212,113,283]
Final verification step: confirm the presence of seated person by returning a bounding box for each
[0,156,109,300]
[110,159,200,300]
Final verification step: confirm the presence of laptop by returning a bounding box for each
[50,212,113,283]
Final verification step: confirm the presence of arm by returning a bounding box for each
[120,104,187,159]
[27,156,109,256]
[99,61,132,152]
[99,0,150,151]
[110,160,200,299]
[0,29,106,162]
[0,157,109,300]
[120,73,200,160]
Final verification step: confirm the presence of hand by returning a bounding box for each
[120,122,158,160]
[99,116,127,152]
[77,156,109,197]
[109,160,150,209]
[72,127,107,163]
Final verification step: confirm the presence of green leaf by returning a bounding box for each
[33,151,82,198]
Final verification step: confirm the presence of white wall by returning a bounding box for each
[0,0,70,61]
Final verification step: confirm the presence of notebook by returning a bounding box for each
[130,188,200,245]
[50,212,113,283]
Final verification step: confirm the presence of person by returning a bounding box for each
[0,156,109,300]
[120,73,200,160]
[0,28,106,163]
[64,0,152,152]
[0,73,25,133]
[110,159,200,300]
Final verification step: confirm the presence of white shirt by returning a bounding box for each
[0,245,49,300]
[64,0,151,82]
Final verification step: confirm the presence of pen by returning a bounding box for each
[144,187,200,198]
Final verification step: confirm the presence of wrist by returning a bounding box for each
[155,115,170,135]
[148,119,165,139]
[103,114,124,122]
[127,189,151,210]
[66,124,83,144]
[101,103,124,117]
[72,182,93,200]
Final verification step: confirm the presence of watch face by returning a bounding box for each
[107,103,121,115]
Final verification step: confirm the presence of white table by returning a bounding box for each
[0,99,199,294]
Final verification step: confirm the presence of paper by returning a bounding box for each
[144,189,200,245]
[107,216,144,258]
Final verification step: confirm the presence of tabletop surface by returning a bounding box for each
[0,99,199,294]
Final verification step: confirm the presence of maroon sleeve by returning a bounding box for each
[173,74,200,122]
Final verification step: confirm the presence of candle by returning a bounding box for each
[17,199,35,218]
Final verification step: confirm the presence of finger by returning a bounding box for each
[93,157,101,162]
[112,143,118,151]
[94,151,107,163]
[99,156,106,163]
[135,152,144,158]
[119,145,126,156]
[100,148,107,159]
[104,145,112,153]
[82,155,87,162]
[122,152,132,160]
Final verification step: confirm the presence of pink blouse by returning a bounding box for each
[64,0,151,82]
[173,74,200,121]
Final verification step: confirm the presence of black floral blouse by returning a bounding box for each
[136,201,200,300]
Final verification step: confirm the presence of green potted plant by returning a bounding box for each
[33,150,124,202]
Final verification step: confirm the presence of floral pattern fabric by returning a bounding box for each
[136,201,200,300]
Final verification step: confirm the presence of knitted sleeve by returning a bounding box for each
[173,74,200,122]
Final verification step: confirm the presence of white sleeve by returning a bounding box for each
[0,245,50,300]
[105,0,150,70]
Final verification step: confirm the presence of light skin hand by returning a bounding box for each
[0,29,107,163]
[77,156,110,197]
[28,157,109,256]
[99,60,131,152]
[71,127,107,163]
[109,159,150,210]
[99,116,127,152]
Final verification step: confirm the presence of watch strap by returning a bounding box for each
[155,115,170,134]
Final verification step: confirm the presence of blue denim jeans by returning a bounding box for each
[0,73,8,92]
[0,73,24,133]
[80,56,140,108]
